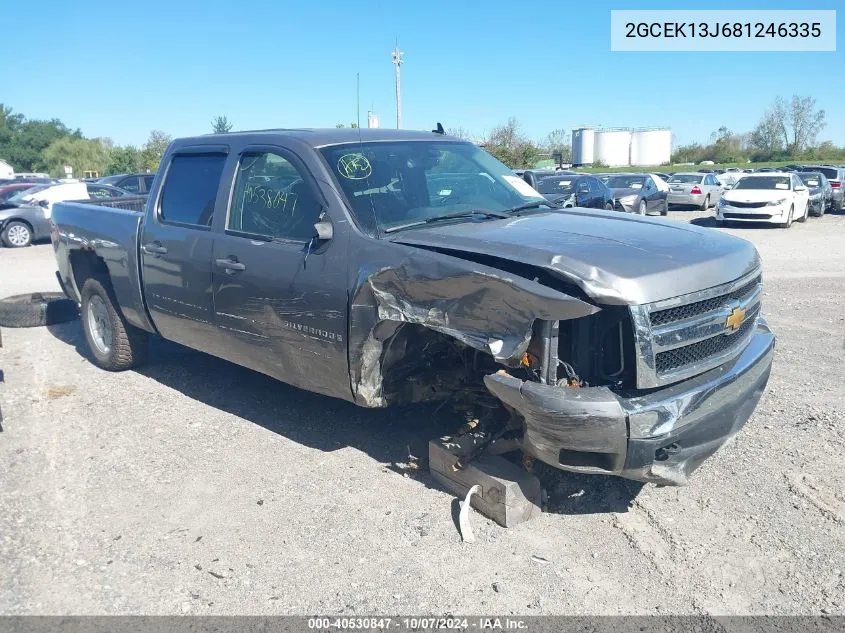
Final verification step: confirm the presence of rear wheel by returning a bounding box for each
[700,195,710,211]
[638,200,647,215]
[604,202,613,211]
[1,221,32,248]
[81,277,148,371]
[660,200,668,216]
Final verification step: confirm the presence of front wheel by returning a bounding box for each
[660,200,668,216]
[81,277,148,371]
[780,205,794,229]
[1,221,33,248]
[797,201,808,222]
[605,201,614,211]
[638,200,647,215]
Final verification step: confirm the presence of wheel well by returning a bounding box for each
[69,250,110,292]
[3,218,34,232]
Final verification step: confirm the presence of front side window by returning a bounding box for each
[319,141,546,234]
[159,154,226,226]
[119,177,141,193]
[228,151,322,242]
[143,175,154,191]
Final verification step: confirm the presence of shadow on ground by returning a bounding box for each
[47,319,642,516]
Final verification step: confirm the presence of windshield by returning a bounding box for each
[319,141,548,234]
[798,173,821,187]
[733,176,791,190]
[8,184,47,203]
[537,176,576,195]
[603,175,645,189]
[667,174,703,184]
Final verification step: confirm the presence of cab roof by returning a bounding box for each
[183,127,464,148]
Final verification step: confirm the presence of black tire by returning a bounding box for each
[660,200,668,216]
[797,201,808,222]
[1,221,33,248]
[0,292,78,328]
[638,200,647,215]
[700,195,710,211]
[604,202,613,211]
[780,206,794,229]
[80,277,148,371]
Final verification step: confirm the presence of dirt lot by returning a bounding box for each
[1,210,844,615]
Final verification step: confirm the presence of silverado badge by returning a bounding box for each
[725,306,747,331]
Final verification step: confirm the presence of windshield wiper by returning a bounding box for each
[383,209,510,234]
[504,200,556,214]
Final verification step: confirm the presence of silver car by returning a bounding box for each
[667,172,724,210]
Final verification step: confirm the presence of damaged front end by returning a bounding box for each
[348,248,775,487]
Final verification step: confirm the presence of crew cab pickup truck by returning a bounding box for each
[51,128,774,486]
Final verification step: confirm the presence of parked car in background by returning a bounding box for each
[0,182,38,202]
[654,172,671,181]
[667,173,724,210]
[535,173,614,210]
[598,173,668,215]
[795,171,831,217]
[86,183,133,199]
[97,172,155,194]
[517,169,576,190]
[7,181,88,218]
[800,165,844,211]
[13,172,51,180]
[717,172,809,228]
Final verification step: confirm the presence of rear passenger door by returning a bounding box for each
[118,176,143,194]
[210,145,349,399]
[140,149,228,353]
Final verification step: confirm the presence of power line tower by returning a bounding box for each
[391,44,404,129]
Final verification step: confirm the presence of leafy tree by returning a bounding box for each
[446,126,472,140]
[107,145,143,174]
[784,95,825,155]
[542,128,571,162]
[484,118,540,169]
[749,98,786,160]
[0,103,79,172]
[42,136,111,178]
[211,115,232,134]
[141,130,172,172]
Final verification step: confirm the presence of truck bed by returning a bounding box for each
[52,197,155,333]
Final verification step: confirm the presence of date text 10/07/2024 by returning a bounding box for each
[307,617,528,630]
[625,22,822,39]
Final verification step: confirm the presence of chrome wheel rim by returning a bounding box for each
[87,295,113,355]
[7,225,30,246]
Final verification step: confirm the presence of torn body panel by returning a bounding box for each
[483,320,775,486]
[347,247,599,407]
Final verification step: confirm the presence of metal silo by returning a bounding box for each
[630,128,672,166]
[594,128,632,167]
[571,127,595,165]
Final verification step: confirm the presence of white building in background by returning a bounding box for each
[571,127,595,165]
[0,159,13,179]
[367,111,380,129]
[571,126,672,167]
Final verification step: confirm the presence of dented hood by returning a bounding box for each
[390,208,760,305]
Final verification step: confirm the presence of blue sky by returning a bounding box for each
[3,0,842,148]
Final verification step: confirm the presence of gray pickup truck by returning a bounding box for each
[50,128,774,486]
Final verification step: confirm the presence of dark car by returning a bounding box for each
[86,183,132,199]
[518,169,577,190]
[654,172,671,181]
[535,174,613,210]
[598,173,668,215]
[801,165,844,210]
[796,171,831,217]
[97,172,155,194]
[0,199,52,247]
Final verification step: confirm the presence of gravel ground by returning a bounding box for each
[1,210,844,616]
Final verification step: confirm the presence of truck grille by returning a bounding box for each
[629,269,762,389]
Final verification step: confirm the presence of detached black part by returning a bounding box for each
[485,319,775,486]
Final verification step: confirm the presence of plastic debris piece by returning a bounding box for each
[459,484,482,543]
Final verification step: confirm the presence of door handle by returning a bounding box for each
[215,258,246,272]
[142,243,167,255]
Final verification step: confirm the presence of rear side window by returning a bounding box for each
[159,154,226,227]
[119,177,141,193]
[143,175,155,191]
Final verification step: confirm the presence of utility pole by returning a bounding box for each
[391,44,404,129]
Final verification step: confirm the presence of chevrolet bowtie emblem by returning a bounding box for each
[726,306,747,331]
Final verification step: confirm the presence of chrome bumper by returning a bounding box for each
[483,319,775,486]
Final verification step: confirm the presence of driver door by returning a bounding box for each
[211,145,349,398]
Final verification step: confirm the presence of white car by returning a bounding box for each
[717,172,809,228]
[17,181,88,218]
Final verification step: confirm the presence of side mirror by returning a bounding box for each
[794,185,807,191]
[38,199,50,208]
[313,220,333,241]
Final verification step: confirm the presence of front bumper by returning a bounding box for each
[484,319,774,486]
[717,205,785,223]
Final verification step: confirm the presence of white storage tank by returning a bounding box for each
[571,127,595,165]
[630,128,672,166]
[594,129,632,167]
